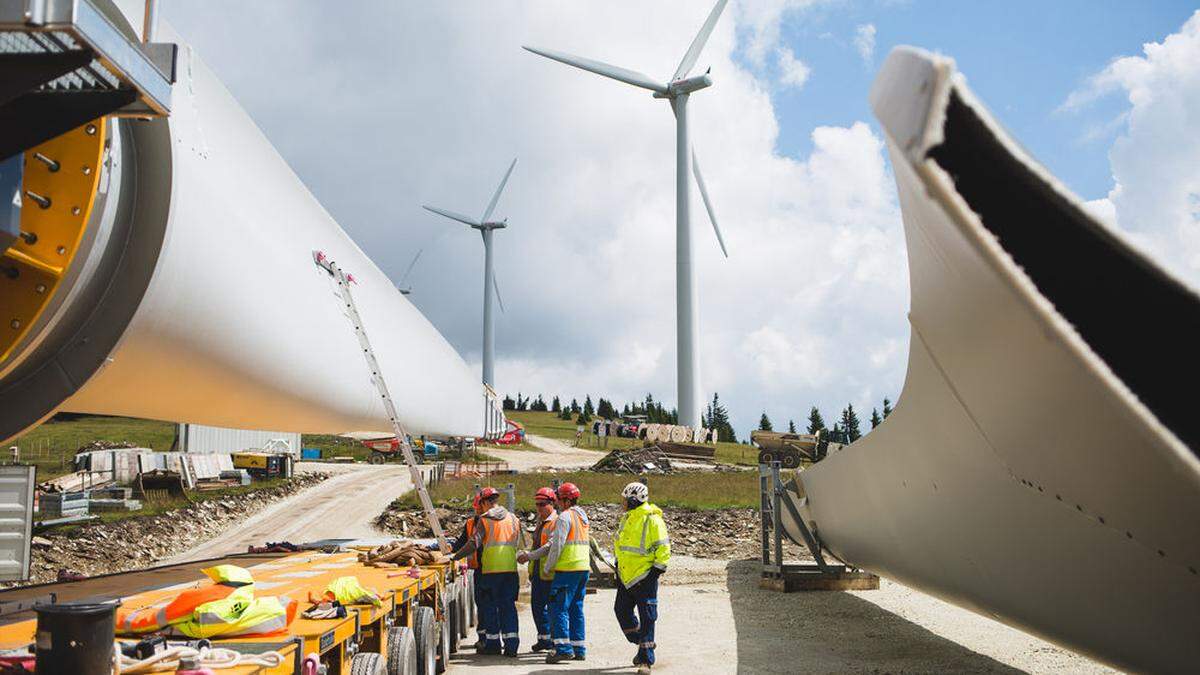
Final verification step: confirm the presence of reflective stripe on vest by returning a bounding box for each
[554,508,590,572]
[117,580,253,635]
[170,595,296,639]
[480,513,519,573]
[534,512,558,581]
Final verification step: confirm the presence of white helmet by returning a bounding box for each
[622,482,649,503]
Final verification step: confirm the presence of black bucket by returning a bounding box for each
[34,600,120,673]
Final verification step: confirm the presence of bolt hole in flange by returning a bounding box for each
[0,119,107,365]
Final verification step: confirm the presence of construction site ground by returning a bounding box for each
[24,435,1116,673]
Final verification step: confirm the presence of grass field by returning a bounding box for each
[11,415,176,480]
[396,470,759,511]
[506,410,758,465]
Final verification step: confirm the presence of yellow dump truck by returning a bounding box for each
[750,429,844,468]
[0,544,470,674]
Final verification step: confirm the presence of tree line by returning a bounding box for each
[757,397,893,443]
[502,392,678,426]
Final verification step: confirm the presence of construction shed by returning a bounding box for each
[178,424,300,456]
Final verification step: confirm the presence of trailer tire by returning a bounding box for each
[457,583,469,639]
[351,652,387,675]
[464,572,476,628]
[414,605,436,675]
[782,452,799,469]
[387,626,417,675]
[436,603,451,673]
[447,598,460,653]
[369,452,386,465]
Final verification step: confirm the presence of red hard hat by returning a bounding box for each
[534,487,556,503]
[471,493,483,512]
[557,482,581,501]
[479,487,500,500]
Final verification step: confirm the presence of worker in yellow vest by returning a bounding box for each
[528,487,559,652]
[520,482,589,663]
[448,492,486,648]
[614,481,670,673]
[452,486,521,656]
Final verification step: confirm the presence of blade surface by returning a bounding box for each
[422,205,480,227]
[693,152,728,257]
[523,46,668,94]
[492,271,506,314]
[673,0,730,81]
[481,157,518,223]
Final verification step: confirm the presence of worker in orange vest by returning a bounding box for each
[452,486,521,656]
[449,492,486,648]
[528,487,559,652]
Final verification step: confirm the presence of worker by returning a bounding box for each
[613,482,670,673]
[447,493,486,649]
[520,482,589,663]
[452,486,521,656]
[528,487,559,652]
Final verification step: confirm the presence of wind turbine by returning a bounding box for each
[524,0,729,429]
[422,158,517,388]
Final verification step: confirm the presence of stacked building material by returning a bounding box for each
[358,540,450,568]
[590,446,674,474]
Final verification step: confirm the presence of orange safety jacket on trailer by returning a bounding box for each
[116,565,254,634]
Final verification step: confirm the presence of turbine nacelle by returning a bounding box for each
[472,221,508,231]
[655,73,713,99]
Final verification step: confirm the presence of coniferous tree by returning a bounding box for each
[706,393,736,443]
[575,411,588,424]
[806,407,826,435]
[758,413,774,431]
[502,395,516,411]
[583,396,594,418]
[570,398,580,414]
[559,407,573,421]
[788,419,797,433]
[882,397,893,418]
[597,398,616,419]
[870,409,883,429]
[551,396,561,413]
[840,404,862,442]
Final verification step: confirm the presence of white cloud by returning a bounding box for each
[1063,10,1200,287]
[736,0,830,67]
[854,23,877,67]
[776,47,811,89]
[162,1,908,437]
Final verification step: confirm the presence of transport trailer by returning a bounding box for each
[0,546,470,674]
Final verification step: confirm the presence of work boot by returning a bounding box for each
[503,649,518,658]
[637,664,652,674]
[531,639,553,653]
[479,645,501,656]
[573,652,586,661]
[545,652,573,664]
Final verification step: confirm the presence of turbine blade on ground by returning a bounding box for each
[673,0,730,81]
[693,151,728,258]
[481,157,518,223]
[422,204,481,227]
[523,45,668,94]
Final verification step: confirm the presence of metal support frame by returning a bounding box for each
[759,462,878,591]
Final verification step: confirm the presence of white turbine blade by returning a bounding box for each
[399,249,423,286]
[673,0,730,81]
[523,45,668,94]
[692,151,728,258]
[481,157,518,223]
[492,270,506,314]
[422,204,480,227]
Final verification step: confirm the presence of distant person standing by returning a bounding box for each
[614,482,670,673]
[452,487,521,656]
[574,424,584,447]
[522,482,590,663]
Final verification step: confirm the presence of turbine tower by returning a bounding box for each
[423,158,517,388]
[525,0,729,428]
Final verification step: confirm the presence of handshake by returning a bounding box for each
[516,552,530,564]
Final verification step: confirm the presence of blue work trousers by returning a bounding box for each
[615,574,659,665]
[548,570,589,656]
[479,571,519,653]
[530,575,552,644]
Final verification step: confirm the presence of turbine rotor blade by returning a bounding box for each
[673,0,730,81]
[692,151,728,258]
[422,204,481,227]
[481,157,518,223]
[523,45,668,94]
[492,270,506,314]
[399,248,423,287]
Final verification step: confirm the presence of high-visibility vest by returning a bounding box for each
[533,512,558,581]
[168,595,297,639]
[116,565,254,635]
[464,517,479,570]
[615,502,671,588]
[553,507,590,572]
[480,512,519,573]
[326,576,381,607]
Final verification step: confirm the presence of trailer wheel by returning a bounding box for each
[369,452,386,465]
[436,603,451,673]
[447,598,460,653]
[457,583,470,639]
[759,450,775,465]
[351,652,387,675]
[387,626,417,675]
[414,605,436,675]
[782,452,799,469]
[464,572,476,628]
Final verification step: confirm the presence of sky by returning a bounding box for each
[159,1,1200,439]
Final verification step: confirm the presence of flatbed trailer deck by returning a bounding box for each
[0,547,469,674]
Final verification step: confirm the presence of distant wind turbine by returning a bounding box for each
[524,0,730,428]
[422,158,517,388]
